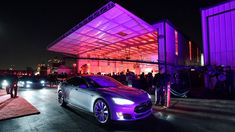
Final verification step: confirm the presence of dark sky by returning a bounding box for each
[0,0,227,70]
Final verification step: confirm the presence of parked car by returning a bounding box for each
[58,75,152,124]
[18,76,46,88]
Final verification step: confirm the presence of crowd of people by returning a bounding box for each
[46,65,234,101]
[203,65,234,98]
[100,69,171,106]
[1,64,234,104]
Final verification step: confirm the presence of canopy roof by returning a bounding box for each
[48,2,158,61]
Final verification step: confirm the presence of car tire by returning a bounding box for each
[58,91,67,107]
[6,87,10,94]
[93,99,110,125]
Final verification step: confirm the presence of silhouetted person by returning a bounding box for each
[225,66,234,97]
[154,68,170,106]
[140,72,147,91]
[146,72,153,92]
[9,77,18,98]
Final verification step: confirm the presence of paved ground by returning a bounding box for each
[0,88,234,132]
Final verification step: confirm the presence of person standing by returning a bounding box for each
[146,72,153,93]
[140,72,147,91]
[154,68,170,106]
[225,66,234,97]
[9,76,18,98]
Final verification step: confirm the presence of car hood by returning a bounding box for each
[97,86,148,101]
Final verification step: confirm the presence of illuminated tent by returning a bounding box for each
[48,2,199,74]
[47,2,159,74]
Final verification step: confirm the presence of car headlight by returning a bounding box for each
[2,80,9,87]
[40,80,45,84]
[18,81,25,87]
[147,93,151,99]
[26,81,33,84]
[112,98,134,105]
[26,84,31,88]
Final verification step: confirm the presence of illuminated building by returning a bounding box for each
[48,2,200,75]
[201,0,235,88]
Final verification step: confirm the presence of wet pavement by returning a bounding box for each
[0,88,234,132]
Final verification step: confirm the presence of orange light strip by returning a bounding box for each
[189,41,192,61]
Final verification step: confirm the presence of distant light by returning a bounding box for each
[201,54,204,66]
[18,81,25,87]
[26,81,33,84]
[35,72,40,75]
[2,80,9,87]
[40,80,45,84]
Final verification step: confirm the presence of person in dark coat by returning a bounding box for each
[225,66,234,97]
[140,72,147,91]
[9,76,18,98]
[153,68,170,106]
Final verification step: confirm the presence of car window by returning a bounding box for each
[67,77,88,88]
[87,76,123,88]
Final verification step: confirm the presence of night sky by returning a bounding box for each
[0,0,227,70]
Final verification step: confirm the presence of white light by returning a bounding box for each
[147,93,151,99]
[112,98,134,105]
[201,53,204,66]
[26,81,32,84]
[2,80,9,87]
[26,84,31,88]
[18,81,25,87]
[116,112,124,120]
[40,80,45,84]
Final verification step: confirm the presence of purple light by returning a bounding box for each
[201,1,235,67]
[48,3,157,59]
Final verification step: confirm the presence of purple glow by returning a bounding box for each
[48,2,201,76]
[152,21,200,67]
[48,3,157,59]
[87,76,122,87]
[201,1,235,68]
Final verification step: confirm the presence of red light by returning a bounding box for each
[189,41,192,61]
[175,30,178,56]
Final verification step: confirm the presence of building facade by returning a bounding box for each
[201,0,235,91]
[153,20,200,67]
[202,0,235,68]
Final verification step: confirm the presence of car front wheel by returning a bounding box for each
[93,99,110,124]
[58,91,67,107]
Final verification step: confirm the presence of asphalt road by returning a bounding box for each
[0,88,178,132]
[0,88,234,132]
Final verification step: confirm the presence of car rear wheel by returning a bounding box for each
[94,99,110,124]
[58,91,67,107]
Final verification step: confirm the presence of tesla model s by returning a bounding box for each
[57,75,152,124]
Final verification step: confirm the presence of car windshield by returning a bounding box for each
[19,76,39,82]
[86,76,123,88]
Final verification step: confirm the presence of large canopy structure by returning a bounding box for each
[48,2,158,63]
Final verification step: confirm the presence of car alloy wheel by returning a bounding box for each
[58,91,66,107]
[94,100,110,124]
